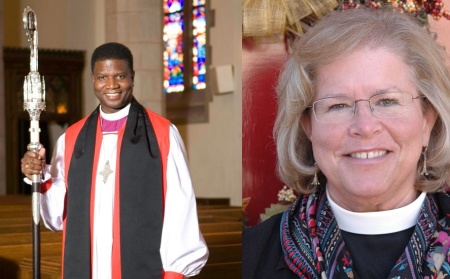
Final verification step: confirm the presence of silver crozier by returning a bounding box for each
[23,6,46,279]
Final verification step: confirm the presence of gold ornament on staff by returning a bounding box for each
[23,6,45,279]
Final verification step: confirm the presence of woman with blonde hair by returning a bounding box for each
[243,8,450,278]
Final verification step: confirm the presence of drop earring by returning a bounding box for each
[421,146,429,177]
[311,163,320,187]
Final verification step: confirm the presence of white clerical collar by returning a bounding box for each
[327,187,426,235]
[99,103,130,121]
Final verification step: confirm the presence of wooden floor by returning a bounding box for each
[0,196,242,279]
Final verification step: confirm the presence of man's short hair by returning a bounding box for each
[91,42,134,72]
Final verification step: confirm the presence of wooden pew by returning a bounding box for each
[20,256,61,279]
[204,231,241,246]
[0,196,242,279]
[20,231,243,279]
[0,226,60,279]
[0,217,31,226]
[0,242,62,279]
[0,209,55,239]
[195,262,242,279]
[196,197,231,206]
[0,196,61,279]
[192,243,242,279]
[200,221,241,233]
[0,209,32,219]
[19,231,242,278]
[0,231,62,246]
[195,207,242,279]
[0,195,31,205]
[197,207,242,220]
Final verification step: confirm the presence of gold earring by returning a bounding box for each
[421,146,429,177]
[311,163,320,187]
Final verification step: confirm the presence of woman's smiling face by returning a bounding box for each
[301,46,437,212]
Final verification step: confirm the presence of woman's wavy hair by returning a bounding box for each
[274,8,450,194]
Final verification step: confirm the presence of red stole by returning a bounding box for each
[61,105,170,279]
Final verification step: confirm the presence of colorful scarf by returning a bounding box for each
[281,186,450,279]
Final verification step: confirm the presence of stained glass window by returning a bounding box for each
[163,0,207,93]
[192,1,206,90]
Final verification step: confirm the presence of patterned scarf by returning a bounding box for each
[281,186,450,279]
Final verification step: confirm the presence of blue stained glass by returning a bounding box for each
[192,5,206,90]
[163,0,207,93]
[164,0,184,13]
[193,0,206,7]
[163,10,185,93]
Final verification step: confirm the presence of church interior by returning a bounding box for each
[3,0,450,278]
[0,0,242,278]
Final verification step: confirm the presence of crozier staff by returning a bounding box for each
[21,42,208,279]
[22,6,46,279]
[243,8,450,279]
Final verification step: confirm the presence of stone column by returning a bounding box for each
[105,0,164,115]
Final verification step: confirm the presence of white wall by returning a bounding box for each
[177,0,242,206]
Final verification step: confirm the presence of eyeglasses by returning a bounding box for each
[309,92,425,123]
